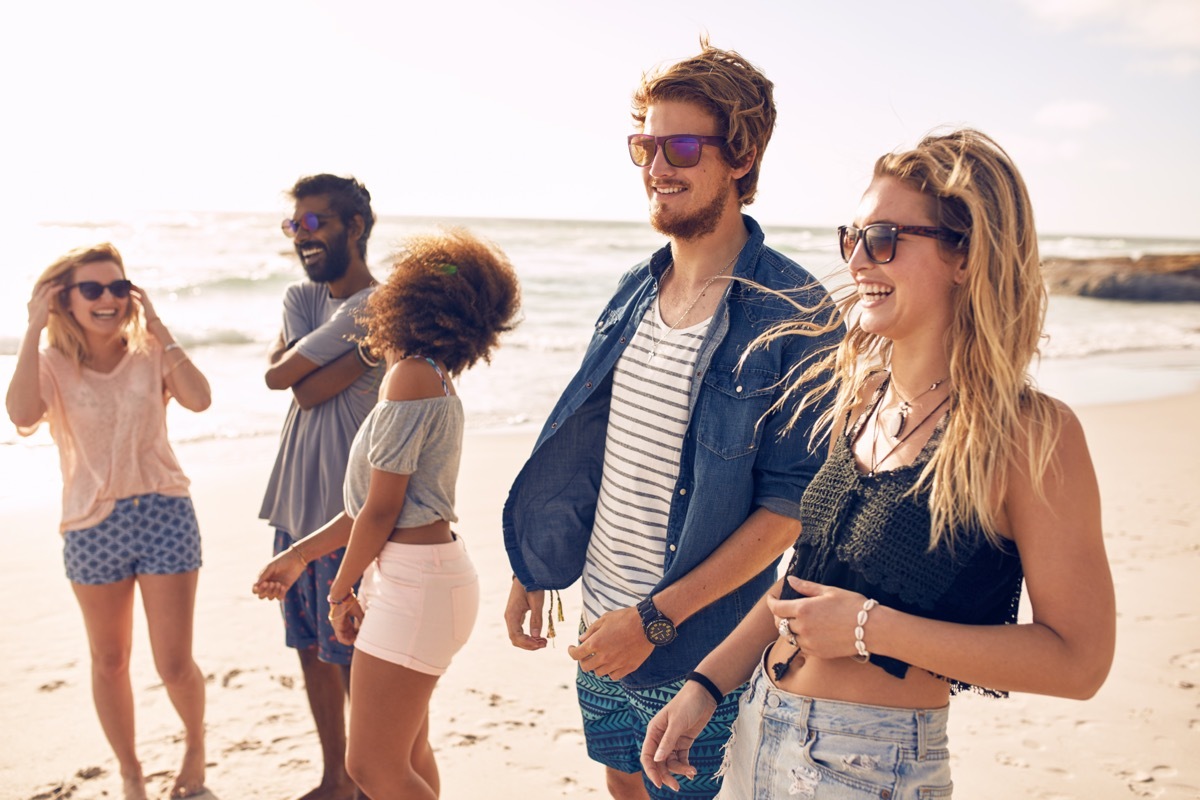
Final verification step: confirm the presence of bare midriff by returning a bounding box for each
[388,518,453,545]
[767,637,952,709]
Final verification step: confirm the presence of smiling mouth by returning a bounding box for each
[858,284,893,300]
[92,309,119,319]
[298,244,325,264]
[652,184,686,196]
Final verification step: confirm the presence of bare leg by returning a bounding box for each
[410,711,438,796]
[345,651,440,800]
[606,767,652,800]
[72,579,148,800]
[295,646,357,800]
[139,571,206,798]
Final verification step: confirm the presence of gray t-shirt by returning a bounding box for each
[342,397,463,528]
[259,281,382,537]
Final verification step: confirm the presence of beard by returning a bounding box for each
[649,186,729,241]
[299,227,352,283]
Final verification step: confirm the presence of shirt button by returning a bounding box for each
[620,337,627,343]
[679,488,687,496]
[551,422,558,429]
[585,381,592,388]
[735,385,743,393]
[669,544,677,552]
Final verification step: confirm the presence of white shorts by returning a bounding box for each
[355,536,479,675]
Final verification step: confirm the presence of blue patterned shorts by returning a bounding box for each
[273,529,355,666]
[577,666,744,800]
[63,494,202,585]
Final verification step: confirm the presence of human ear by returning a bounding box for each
[730,145,756,181]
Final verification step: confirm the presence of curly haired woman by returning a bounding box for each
[253,227,521,799]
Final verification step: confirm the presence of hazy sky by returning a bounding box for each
[5,0,1198,238]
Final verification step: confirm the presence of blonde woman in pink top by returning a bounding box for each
[6,243,212,800]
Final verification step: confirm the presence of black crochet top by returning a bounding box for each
[780,384,1024,697]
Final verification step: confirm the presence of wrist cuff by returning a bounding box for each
[686,671,723,705]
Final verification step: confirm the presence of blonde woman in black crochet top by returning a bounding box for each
[641,129,1115,799]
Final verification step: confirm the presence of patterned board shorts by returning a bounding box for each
[576,666,745,800]
[273,529,355,665]
[63,494,202,585]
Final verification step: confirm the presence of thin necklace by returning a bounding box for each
[646,251,738,363]
[867,394,949,478]
[887,373,948,440]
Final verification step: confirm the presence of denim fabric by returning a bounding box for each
[504,215,839,686]
[716,664,953,799]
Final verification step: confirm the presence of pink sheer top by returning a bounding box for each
[22,344,190,533]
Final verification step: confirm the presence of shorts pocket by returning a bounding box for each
[801,728,900,797]
[919,783,955,799]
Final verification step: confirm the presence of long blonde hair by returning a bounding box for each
[761,129,1059,549]
[35,242,145,365]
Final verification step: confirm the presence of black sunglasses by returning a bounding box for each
[64,279,134,301]
[627,134,726,168]
[281,212,337,238]
[838,224,966,265]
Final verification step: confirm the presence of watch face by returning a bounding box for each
[645,618,677,646]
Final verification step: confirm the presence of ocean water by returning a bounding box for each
[3,212,1200,454]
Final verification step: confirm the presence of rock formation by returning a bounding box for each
[1041,253,1200,302]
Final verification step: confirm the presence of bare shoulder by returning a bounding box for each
[383,357,454,402]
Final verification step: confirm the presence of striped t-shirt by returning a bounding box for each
[580,301,711,624]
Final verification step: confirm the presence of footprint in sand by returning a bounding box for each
[37,680,67,693]
[28,783,77,800]
[1169,650,1200,670]
[1120,766,1179,799]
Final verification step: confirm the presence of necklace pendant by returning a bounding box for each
[890,403,911,440]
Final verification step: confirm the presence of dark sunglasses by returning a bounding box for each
[838,224,966,265]
[627,134,726,168]
[64,279,134,301]
[281,212,337,238]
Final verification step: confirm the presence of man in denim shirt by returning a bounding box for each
[504,45,836,800]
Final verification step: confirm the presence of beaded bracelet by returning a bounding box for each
[853,598,878,663]
[328,590,356,606]
[356,341,381,369]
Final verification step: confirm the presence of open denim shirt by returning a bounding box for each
[503,216,839,686]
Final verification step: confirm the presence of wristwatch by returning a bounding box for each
[637,596,677,646]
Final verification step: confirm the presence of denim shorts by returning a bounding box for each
[577,656,745,800]
[273,529,356,666]
[716,662,953,799]
[355,536,478,676]
[63,494,202,585]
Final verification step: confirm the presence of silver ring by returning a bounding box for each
[778,618,798,647]
[583,652,596,661]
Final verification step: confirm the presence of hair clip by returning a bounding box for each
[437,263,459,275]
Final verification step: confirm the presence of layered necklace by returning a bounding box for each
[867,378,950,478]
[646,250,738,363]
[886,375,948,440]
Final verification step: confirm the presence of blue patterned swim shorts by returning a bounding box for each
[576,666,745,799]
[63,494,202,585]
[272,529,356,666]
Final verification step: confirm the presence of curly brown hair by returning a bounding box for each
[359,228,521,376]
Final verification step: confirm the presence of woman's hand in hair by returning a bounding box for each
[28,280,60,331]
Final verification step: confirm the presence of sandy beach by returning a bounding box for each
[2,390,1198,800]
